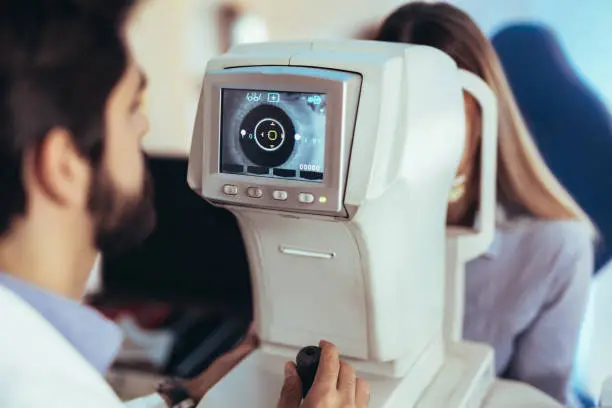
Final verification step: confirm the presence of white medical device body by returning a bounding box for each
[188,40,562,407]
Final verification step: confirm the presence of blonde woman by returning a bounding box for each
[376,2,594,404]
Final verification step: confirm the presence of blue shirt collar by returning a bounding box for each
[0,273,123,374]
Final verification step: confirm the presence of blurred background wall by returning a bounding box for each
[127,0,219,156]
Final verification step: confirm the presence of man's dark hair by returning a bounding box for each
[0,0,136,235]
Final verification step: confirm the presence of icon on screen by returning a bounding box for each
[246,92,262,102]
[307,95,322,105]
[267,93,280,103]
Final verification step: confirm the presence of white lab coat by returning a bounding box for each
[0,285,166,408]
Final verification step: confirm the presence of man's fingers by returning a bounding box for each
[355,378,370,408]
[277,362,303,408]
[313,340,341,388]
[337,361,357,395]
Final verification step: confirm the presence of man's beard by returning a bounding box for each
[87,163,156,256]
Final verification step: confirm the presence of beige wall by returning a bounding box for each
[235,0,407,40]
[128,0,221,156]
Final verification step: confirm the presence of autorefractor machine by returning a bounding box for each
[187,40,563,408]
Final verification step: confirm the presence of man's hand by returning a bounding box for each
[277,341,370,408]
[182,324,258,402]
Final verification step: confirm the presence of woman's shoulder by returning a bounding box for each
[487,219,594,292]
[524,218,591,243]
[500,218,594,267]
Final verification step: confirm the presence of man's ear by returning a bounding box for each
[30,127,91,207]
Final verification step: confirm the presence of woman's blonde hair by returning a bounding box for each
[376,1,595,234]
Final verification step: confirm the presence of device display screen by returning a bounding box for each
[220,89,327,182]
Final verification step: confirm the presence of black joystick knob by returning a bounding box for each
[296,346,321,398]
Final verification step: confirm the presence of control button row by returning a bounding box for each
[222,185,318,205]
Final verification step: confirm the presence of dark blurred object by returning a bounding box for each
[96,301,252,378]
[97,301,173,329]
[102,156,252,314]
[165,314,250,378]
[101,156,253,378]
[492,23,612,273]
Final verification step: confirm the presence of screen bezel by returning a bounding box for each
[219,88,328,183]
[200,66,358,215]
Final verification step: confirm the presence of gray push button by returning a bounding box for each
[273,190,288,201]
[223,185,238,195]
[298,193,315,204]
[247,187,263,198]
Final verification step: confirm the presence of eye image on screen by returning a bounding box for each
[220,89,327,182]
